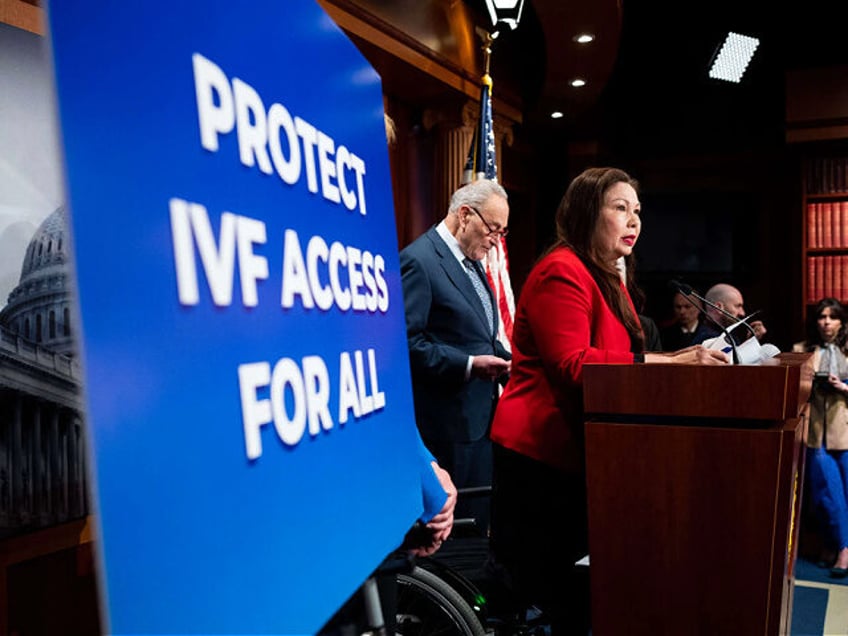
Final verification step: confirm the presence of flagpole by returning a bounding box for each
[463,28,499,186]
[461,26,515,350]
[478,31,495,183]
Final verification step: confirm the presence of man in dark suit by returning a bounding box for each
[400,179,512,532]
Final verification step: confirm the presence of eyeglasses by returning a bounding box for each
[468,206,509,238]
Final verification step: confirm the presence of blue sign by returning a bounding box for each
[46,1,424,633]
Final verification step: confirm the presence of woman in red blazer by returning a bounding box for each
[489,167,726,635]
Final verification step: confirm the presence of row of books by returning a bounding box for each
[807,255,848,304]
[806,156,848,195]
[806,201,848,248]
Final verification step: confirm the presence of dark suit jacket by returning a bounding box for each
[660,321,700,352]
[690,321,721,345]
[639,314,663,351]
[400,226,511,443]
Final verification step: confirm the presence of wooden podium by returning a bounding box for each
[582,352,813,636]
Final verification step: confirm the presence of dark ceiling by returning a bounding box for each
[339,0,848,161]
[595,1,786,155]
[476,0,848,156]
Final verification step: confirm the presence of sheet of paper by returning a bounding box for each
[702,316,780,365]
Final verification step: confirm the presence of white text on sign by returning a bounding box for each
[169,198,389,312]
[193,53,368,216]
[238,349,387,460]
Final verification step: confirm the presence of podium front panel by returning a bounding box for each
[585,419,802,635]
[583,355,809,635]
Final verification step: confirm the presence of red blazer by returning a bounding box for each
[490,247,638,472]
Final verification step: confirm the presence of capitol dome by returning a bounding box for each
[0,206,75,356]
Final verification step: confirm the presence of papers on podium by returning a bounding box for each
[702,316,780,364]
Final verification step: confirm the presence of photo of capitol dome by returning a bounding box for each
[0,205,87,538]
[0,21,88,540]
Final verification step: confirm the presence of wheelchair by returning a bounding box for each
[320,486,551,635]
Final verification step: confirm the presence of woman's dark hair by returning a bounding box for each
[552,167,645,352]
[804,297,848,350]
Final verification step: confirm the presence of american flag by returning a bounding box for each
[461,72,514,350]
[462,74,497,183]
[484,235,514,350]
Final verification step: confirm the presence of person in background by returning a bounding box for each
[400,179,512,533]
[793,297,848,578]
[661,290,703,351]
[691,282,768,344]
[640,314,663,351]
[489,167,727,634]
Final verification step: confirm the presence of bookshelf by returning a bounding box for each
[803,155,848,309]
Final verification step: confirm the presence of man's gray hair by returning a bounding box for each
[448,179,508,214]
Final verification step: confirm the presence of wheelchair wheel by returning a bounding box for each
[395,565,487,636]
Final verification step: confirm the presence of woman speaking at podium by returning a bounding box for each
[489,167,727,635]
[792,297,848,578]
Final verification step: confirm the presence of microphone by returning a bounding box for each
[668,280,741,363]
[669,280,758,343]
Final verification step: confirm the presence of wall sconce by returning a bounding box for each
[483,0,525,31]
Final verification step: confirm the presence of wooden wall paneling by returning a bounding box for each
[0,0,42,35]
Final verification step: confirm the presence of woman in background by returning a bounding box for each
[489,167,727,634]
[793,297,848,577]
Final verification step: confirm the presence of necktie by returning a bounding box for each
[822,343,840,376]
[463,258,494,334]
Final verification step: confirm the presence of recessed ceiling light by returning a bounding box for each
[708,32,759,83]
[570,78,586,88]
[551,111,564,119]
[573,33,595,44]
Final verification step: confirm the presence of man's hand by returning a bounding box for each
[471,355,511,380]
[426,463,456,543]
[750,319,767,341]
[409,463,457,557]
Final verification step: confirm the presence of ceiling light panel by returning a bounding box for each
[709,32,760,83]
